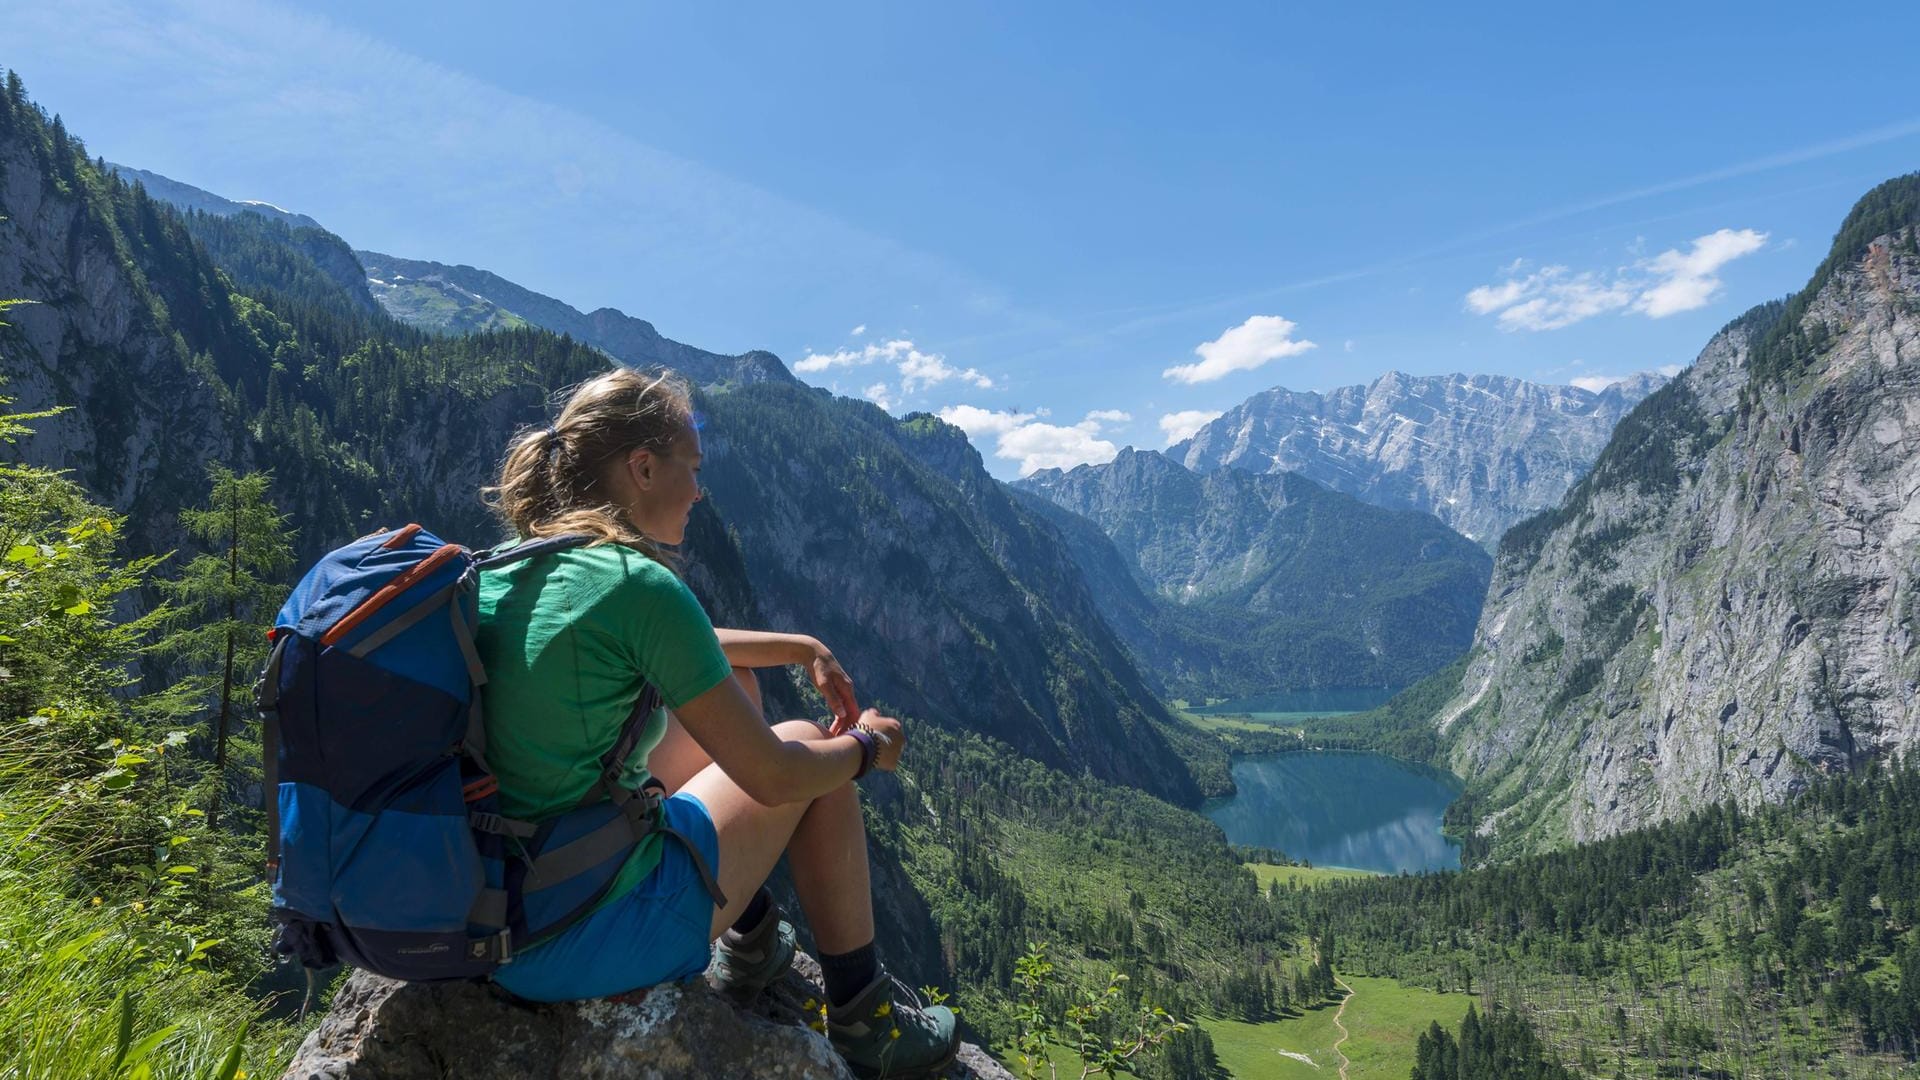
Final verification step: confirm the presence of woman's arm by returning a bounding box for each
[672,677,903,805]
[713,628,859,731]
[713,628,819,668]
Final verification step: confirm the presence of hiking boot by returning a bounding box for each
[826,971,959,1080]
[707,912,796,1002]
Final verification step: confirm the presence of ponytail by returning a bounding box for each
[483,368,695,569]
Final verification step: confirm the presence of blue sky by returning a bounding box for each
[10,0,1920,477]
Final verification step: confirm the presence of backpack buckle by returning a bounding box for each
[469,929,513,965]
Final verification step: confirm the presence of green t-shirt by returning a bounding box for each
[475,542,733,910]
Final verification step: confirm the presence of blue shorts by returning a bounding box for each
[492,791,721,1002]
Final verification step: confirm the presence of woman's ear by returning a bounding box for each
[626,448,654,491]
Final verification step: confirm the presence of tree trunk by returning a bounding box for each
[211,497,239,828]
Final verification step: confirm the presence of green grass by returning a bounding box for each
[1181,711,1304,735]
[1246,863,1379,891]
[1240,711,1356,724]
[1173,704,1357,736]
[0,784,303,1079]
[1202,977,1471,1080]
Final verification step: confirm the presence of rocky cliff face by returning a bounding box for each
[1440,182,1920,856]
[1018,447,1491,695]
[1171,370,1666,546]
[0,134,245,563]
[357,251,792,388]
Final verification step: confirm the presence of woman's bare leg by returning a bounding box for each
[680,719,874,953]
[651,667,762,792]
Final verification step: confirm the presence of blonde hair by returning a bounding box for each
[485,367,695,566]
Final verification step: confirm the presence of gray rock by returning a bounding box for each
[1440,229,1920,856]
[282,953,1011,1080]
[1168,370,1667,547]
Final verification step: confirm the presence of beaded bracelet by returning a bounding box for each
[847,728,877,780]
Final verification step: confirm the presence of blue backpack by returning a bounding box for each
[258,524,724,981]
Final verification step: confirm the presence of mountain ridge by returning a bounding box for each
[357,250,793,389]
[1169,368,1667,546]
[1018,445,1492,697]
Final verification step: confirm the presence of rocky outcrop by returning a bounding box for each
[0,126,245,564]
[284,954,1011,1080]
[1439,181,1920,856]
[1170,370,1666,546]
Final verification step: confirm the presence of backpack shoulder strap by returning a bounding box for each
[473,533,593,572]
[577,683,664,809]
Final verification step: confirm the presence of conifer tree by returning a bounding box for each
[155,465,294,825]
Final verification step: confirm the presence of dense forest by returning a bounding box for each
[1280,760,1920,1076]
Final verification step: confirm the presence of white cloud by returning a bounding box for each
[850,324,867,336]
[1163,315,1317,384]
[796,337,992,392]
[1159,409,1223,445]
[1468,266,1636,331]
[1343,339,1356,353]
[863,383,895,411]
[1633,228,1768,318]
[1570,375,1623,393]
[1657,363,1684,377]
[899,348,993,393]
[1084,409,1132,425]
[1466,228,1768,331]
[794,346,872,373]
[937,406,1119,474]
[937,405,1035,438]
[1464,276,1537,315]
[997,421,1119,475]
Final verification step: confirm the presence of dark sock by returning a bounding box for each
[819,941,879,1008]
[730,887,773,937]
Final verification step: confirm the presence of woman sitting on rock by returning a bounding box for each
[474,367,958,1079]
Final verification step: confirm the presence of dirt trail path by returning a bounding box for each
[1330,975,1355,1080]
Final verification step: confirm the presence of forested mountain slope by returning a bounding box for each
[356,250,792,388]
[1438,176,1920,858]
[699,403,1215,803]
[111,166,792,389]
[107,162,322,230]
[1171,370,1666,546]
[1020,446,1492,696]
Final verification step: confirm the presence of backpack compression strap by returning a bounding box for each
[518,684,729,911]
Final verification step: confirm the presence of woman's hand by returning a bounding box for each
[855,709,906,772]
[810,645,859,733]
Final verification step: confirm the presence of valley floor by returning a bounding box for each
[1203,976,1470,1080]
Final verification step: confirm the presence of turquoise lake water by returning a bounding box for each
[1205,751,1463,874]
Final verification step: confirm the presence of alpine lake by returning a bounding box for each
[1192,692,1464,875]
